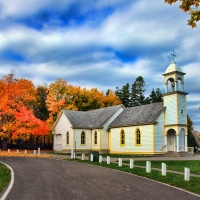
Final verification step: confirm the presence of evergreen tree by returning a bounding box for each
[115,77,163,107]
[33,86,49,120]
[115,83,130,107]
[148,88,163,103]
[144,97,151,104]
[155,88,163,102]
[130,76,145,106]
[106,89,110,96]
[187,115,198,150]
[149,88,157,103]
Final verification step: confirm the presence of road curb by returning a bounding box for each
[0,161,14,200]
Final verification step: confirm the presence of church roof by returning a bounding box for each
[164,62,183,74]
[63,104,123,129]
[108,102,165,128]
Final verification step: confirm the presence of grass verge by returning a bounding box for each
[72,159,200,195]
[122,160,200,175]
[97,154,153,158]
[0,163,11,193]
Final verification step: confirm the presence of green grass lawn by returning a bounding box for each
[0,163,11,193]
[98,154,153,158]
[73,159,200,195]
[122,160,200,175]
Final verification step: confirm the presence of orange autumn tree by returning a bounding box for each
[46,78,121,126]
[13,106,49,140]
[0,72,50,149]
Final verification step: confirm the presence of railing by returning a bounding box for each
[54,144,62,151]
[160,144,166,150]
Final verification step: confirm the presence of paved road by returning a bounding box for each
[0,157,199,200]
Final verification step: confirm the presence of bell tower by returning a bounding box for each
[162,53,188,153]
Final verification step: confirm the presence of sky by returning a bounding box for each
[0,0,200,131]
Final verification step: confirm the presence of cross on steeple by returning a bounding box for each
[171,51,176,62]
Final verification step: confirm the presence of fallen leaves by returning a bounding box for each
[0,149,53,158]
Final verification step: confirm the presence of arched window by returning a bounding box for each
[81,131,86,145]
[94,131,98,145]
[66,131,69,145]
[120,130,125,146]
[135,128,141,146]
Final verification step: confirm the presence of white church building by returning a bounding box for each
[52,61,188,155]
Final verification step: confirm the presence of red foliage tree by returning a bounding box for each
[0,72,50,149]
[13,106,49,140]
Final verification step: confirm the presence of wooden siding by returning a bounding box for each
[110,125,153,153]
[101,107,124,149]
[75,129,91,149]
[164,95,177,125]
[91,129,100,150]
[154,111,165,152]
[54,112,74,150]
[178,94,187,124]
[179,128,186,151]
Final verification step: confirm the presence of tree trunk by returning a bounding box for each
[2,138,7,150]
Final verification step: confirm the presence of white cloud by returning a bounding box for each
[188,94,200,102]
[0,0,200,130]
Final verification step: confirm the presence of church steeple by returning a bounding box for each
[163,61,186,94]
[162,53,188,153]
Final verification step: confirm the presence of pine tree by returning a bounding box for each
[187,115,197,149]
[115,83,130,107]
[130,76,145,106]
[149,88,157,103]
[155,88,163,102]
[33,86,49,120]
[148,88,163,103]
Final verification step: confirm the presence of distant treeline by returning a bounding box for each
[113,76,163,108]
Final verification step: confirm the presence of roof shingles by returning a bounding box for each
[62,102,165,129]
[63,104,123,129]
[108,102,165,128]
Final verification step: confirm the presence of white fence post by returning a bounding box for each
[38,148,40,155]
[107,156,110,164]
[184,167,190,181]
[73,152,76,159]
[24,149,27,154]
[99,155,102,163]
[16,149,19,154]
[118,158,122,167]
[71,150,74,159]
[82,153,85,160]
[130,159,134,169]
[90,154,93,161]
[8,149,10,154]
[146,161,151,173]
[33,150,36,155]
[162,163,167,176]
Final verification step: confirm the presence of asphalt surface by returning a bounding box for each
[0,157,200,200]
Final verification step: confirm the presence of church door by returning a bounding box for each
[167,133,175,151]
[55,134,62,151]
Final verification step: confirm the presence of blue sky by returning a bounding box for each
[0,0,200,131]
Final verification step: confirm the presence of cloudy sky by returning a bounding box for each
[0,0,200,131]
